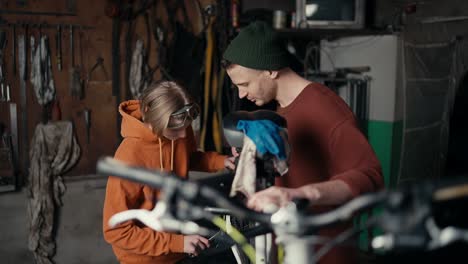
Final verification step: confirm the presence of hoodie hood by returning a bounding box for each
[117,100,226,173]
[119,100,159,142]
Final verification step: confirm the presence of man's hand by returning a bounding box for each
[247,186,321,212]
[246,186,301,212]
[247,180,353,212]
[183,235,210,256]
[224,156,236,170]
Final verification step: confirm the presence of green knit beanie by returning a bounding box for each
[223,21,290,71]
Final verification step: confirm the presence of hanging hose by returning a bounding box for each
[211,59,222,152]
[213,69,226,152]
[200,16,215,150]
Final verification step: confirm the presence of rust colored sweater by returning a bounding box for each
[276,83,384,263]
[103,100,227,264]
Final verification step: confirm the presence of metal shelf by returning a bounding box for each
[276,27,394,40]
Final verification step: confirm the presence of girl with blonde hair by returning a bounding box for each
[103,80,235,264]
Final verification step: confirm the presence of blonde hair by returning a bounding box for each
[139,80,197,135]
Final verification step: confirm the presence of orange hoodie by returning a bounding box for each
[103,100,227,264]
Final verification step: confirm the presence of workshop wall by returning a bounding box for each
[0,0,209,181]
[318,0,468,188]
[373,0,468,184]
[0,2,210,263]
[0,0,118,180]
[2,0,466,187]
[1,0,467,262]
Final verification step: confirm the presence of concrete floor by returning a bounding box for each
[0,175,117,264]
[0,171,225,264]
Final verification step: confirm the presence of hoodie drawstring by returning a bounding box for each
[158,138,174,171]
[171,140,174,171]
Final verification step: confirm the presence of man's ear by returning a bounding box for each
[265,70,279,79]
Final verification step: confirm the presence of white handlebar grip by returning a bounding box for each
[109,209,163,231]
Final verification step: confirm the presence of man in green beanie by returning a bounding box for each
[223,21,384,263]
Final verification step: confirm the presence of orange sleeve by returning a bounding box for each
[102,143,184,256]
[190,151,227,172]
[186,126,227,172]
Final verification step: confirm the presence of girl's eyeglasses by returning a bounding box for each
[166,104,200,129]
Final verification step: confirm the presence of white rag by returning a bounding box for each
[228,136,276,264]
[229,136,257,198]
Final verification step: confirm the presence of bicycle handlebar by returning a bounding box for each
[98,157,385,230]
[98,157,271,223]
[97,157,468,254]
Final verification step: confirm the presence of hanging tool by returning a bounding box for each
[8,103,18,185]
[0,29,6,85]
[0,83,5,101]
[69,25,82,99]
[87,56,108,82]
[18,30,29,176]
[6,84,10,102]
[83,108,91,144]
[38,24,45,114]
[56,25,62,71]
[0,29,6,104]
[0,9,76,17]
[70,25,74,67]
[12,24,16,76]
[0,83,11,102]
[66,0,77,13]
[78,30,86,97]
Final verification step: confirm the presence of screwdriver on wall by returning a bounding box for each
[83,108,91,144]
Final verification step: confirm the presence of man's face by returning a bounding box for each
[226,64,277,106]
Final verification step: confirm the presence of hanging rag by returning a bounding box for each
[30,35,56,106]
[27,121,80,264]
[229,119,290,198]
[129,38,149,99]
[229,120,287,264]
[229,135,257,198]
[237,120,289,176]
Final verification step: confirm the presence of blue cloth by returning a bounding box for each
[236,120,287,160]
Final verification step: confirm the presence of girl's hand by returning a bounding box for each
[184,235,210,256]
